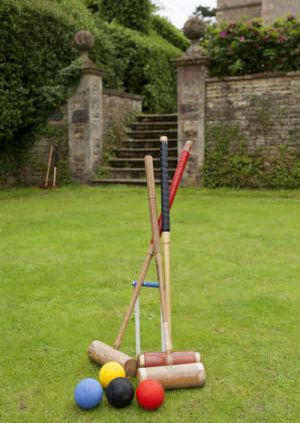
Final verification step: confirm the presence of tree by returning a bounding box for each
[194,5,217,18]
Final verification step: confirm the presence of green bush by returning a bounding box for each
[0,0,181,156]
[0,1,72,149]
[203,16,300,76]
[99,0,152,33]
[103,22,181,112]
[151,15,189,51]
[0,0,182,184]
[82,0,99,13]
[204,126,300,189]
[0,0,114,151]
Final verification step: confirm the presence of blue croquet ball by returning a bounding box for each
[74,378,103,410]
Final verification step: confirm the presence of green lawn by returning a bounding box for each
[0,186,299,422]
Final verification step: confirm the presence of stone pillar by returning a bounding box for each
[68,31,106,182]
[173,18,209,186]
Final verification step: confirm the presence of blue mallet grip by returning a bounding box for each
[160,137,170,232]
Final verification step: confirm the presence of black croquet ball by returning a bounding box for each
[106,377,134,408]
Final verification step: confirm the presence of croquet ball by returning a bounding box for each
[136,379,165,411]
[106,377,134,408]
[74,378,103,410]
[99,362,125,389]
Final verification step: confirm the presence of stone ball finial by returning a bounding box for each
[183,16,206,43]
[74,30,95,52]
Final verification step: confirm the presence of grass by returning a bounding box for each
[0,185,299,422]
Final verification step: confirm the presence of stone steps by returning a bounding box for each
[121,139,177,149]
[109,157,178,168]
[92,113,178,185]
[98,167,177,179]
[129,122,178,131]
[90,178,160,186]
[126,129,178,140]
[116,147,178,158]
[138,113,177,123]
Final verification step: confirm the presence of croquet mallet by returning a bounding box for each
[138,137,201,368]
[112,140,193,351]
[42,144,54,188]
[52,145,58,188]
[41,144,58,189]
[137,153,206,390]
[88,141,193,376]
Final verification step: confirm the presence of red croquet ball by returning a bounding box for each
[136,379,165,410]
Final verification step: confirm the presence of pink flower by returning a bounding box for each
[240,36,246,42]
[278,35,287,43]
[220,31,227,38]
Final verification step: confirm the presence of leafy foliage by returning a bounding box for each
[194,5,216,18]
[0,1,73,149]
[0,0,182,160]
[99,0,153,33]
[82,0,99,13]
[204,126,300,189]
[151,15,189,51]
[102,22,180,112]
[0,0,116,152]
[203,16,300,76]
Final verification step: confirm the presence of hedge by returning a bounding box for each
[0,0,184,158]
[99,0,152,33]
[151,15,189,51]
[103,22,181,112]
[0,0,116,152]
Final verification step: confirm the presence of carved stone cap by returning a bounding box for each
[172,16,209,67]
[183,16,206,43]
[74,30,107,76]
[74,30,95,52]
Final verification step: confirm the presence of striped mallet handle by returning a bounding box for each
[145,155,172,353]
[160,136,173,349]
[113,141,193,350]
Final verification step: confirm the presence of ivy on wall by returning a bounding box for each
[204,126,300,189]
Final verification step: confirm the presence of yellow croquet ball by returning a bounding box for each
[99,362,125,389]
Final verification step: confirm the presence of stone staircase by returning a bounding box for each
[91,114,178,185]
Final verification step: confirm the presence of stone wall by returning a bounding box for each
[206,71,300,153]
[103,90,143,135]
[217,0,262,21]
[13,90,142,186]
[262,0,300,24]
[20,107,69,187]
[217,0,300,22]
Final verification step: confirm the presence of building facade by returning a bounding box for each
[217,0,300,23]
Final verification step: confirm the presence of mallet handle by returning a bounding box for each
[44,145,54,187]
[161,137,170,233]
[145,155,172,353]
[52,145,58,187]
[113,141,192,350]
[160,136,172,347]
[113,247,152,350]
